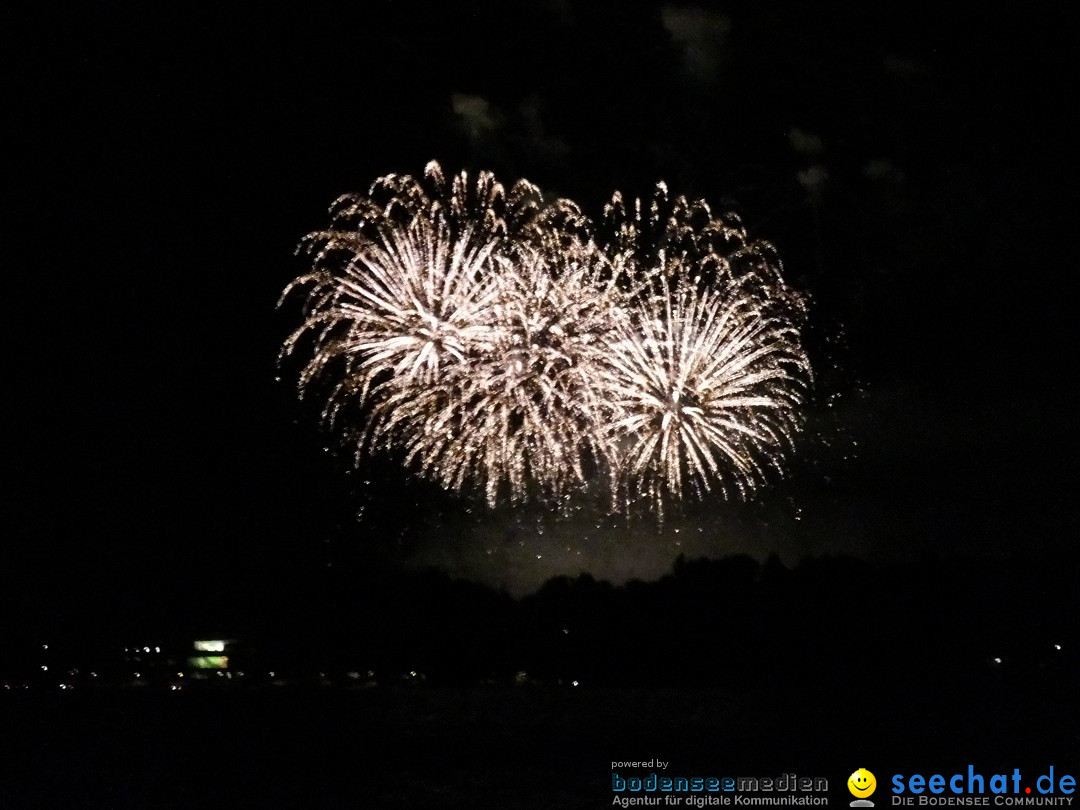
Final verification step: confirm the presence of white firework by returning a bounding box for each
[280,163,812,515]
[371,241,627,507]
[596,278,810,515]
[282,215,509,432]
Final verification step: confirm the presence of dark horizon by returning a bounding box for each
[6,549,1077,694]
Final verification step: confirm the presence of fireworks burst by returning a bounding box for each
[281,163,810,515]
[596,280,809,515]
[369,244,627,507]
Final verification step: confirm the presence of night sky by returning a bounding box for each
[7,2,1078,637]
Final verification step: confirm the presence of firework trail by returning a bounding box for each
[602,180,807,320]
[281,163,810,514]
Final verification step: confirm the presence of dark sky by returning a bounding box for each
[6,2,1078,633]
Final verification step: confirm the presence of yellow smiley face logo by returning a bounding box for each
[848,768,877,798]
